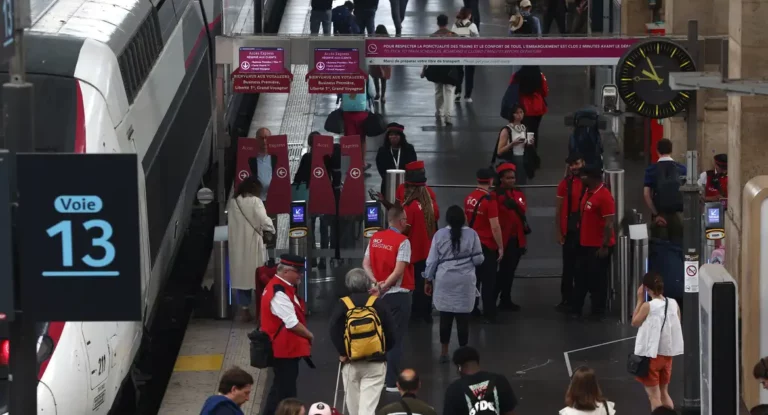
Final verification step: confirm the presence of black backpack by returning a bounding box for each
[513,15,534,35]
[653,161,683,213]
[568,109,603,169]
[465,378,499,415]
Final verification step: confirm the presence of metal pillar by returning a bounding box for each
[630,233,649,312]
[385,169,405,205]
[618,235,630,323]
[213,240,230,319]
[681,19,702,414]
[605,169,624,311]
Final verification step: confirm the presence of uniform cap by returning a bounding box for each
[714,153,727,167]
[496,163,517,174]
[280,253,305,270]
[476,168,494,183]
[405,161,425,171]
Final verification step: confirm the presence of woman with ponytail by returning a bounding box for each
[631,271,684,411]
[424,205,484,363]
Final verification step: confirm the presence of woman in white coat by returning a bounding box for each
[228,177,275,322]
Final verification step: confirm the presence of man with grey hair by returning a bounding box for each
[329,268,396,415]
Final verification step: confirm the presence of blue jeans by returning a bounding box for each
[355,9,376,35]
[236,289,252,307]
[310,9,332,34]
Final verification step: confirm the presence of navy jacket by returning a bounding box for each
[200,395,244,415]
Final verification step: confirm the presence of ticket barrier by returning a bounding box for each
[698,264,739,415]
[702,201,725,264]
[289,200,311,309]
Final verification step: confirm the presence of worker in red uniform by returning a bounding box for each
[401,169,437,324]
[464,168,504,323]
[698,153,728,205]
[570,166,615,321]
[395,160,440,220]
[494,163,528,312]
[555,153,585,311]
[363,204,413,392]
[260,254,315,415]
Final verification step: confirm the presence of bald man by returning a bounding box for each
[247,127,277,203]
[375,369,437,415]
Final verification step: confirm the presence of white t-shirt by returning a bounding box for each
[559,401,616,415]
[506,123,527,156]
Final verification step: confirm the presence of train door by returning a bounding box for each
[81,322,117,413]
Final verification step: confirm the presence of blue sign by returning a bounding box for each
[292,205,305,224]
[16,153,142,321]
[367,206,378,223]
[707,207,720,225]
[0,0,13,65]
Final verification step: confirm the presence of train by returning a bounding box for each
[0,0,274,412]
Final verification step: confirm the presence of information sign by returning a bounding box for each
[306,48,365,94]
[16,154,142,321]
[0,0,14,65]
[684,258,699,293]
[365,38,640,66]
[0,150,14,321]
[232,47,292,93]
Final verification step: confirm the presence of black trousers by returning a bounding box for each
[456,66,476,98]
[522,115,543,150]
[475,245,499,319]
[463,0,481,26]
[497,237,523,305]
[543,0,567,34]
[439,311,469,346]
[262,357,300,415]
[411,260,432,319]
[571,246,613,315]
[560,231,580,303]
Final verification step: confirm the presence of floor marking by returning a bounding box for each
[563,336,636,377]
[173,354,225,372]
[516,359,552,375]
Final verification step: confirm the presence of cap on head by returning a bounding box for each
[476,168,494,184]
[714,153,727,168]
[405,160,425,172]
[308,402,333,415]
[280,253,305,270]
[520,0,532,7]
[496,163,516,175]
[565,152,584,164]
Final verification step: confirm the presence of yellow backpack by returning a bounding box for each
[341,296,386,361]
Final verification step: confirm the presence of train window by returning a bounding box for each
[116,10,163,104]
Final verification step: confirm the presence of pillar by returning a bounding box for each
[727,0,768,407]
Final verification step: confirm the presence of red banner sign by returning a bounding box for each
[308,135,337,214]
[235,138,260,191]
[338,135,365,216]
[231,67,293,94]
[265,135,290,215]
[306,66,367,94]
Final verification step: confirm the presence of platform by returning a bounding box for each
[160,0,663,411]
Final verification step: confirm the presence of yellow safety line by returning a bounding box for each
[173,354,225,372]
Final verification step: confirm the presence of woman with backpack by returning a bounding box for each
[424,205,484,363]
[509,65,548,150]
[494,104,530,185]
[451,8,479,103]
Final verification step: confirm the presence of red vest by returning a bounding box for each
[404,201,432,263]
[497,188,527,247]
[704,171,728,205]
[368,229,415,291]
[260,276,311,359]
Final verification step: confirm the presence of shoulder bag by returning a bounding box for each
[399,398,414,415]
[469,193,491,228]
[627,298,668,377]
[249,322,284,368]
[235,197,264,237]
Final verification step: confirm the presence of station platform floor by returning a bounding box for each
[157,0,679,412]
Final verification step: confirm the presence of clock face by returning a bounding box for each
[616,40,697,119]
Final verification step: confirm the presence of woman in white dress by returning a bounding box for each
[227,177,275,322]
[631,272,685,411]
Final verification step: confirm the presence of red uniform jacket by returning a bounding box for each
[704,171,728,205]
[396,183,440,220]
[496,188,528,248]
[368,229,415,291]
[260,276,311,359]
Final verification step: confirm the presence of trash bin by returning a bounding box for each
[648,238,684,302]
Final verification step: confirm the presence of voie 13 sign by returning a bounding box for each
[16,153,142,322]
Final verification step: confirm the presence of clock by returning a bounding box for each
[616,39,697,119]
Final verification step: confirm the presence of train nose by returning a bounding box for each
[38,381,56,414]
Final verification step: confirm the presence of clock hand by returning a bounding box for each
[645,57,664,85]
[641,69,664,85]
[633,76,657,81]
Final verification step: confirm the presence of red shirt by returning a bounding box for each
[704,171,728,208]
[368,229,415,291]
[579,184,616,247]
[509,73,549,116]
[556,175,585,235]
[260,277,311,359]
[404,201,432,263]
[496,188,528,247]
[396,183,440,220]
[464,188,499,250]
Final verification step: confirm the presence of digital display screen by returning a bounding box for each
[292,205,305,223]
[707,207,720,225]
[367,206,379,223]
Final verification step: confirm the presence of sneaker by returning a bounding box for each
[385,386,399,393]
[465,97,473,102]
[454,95,461,102]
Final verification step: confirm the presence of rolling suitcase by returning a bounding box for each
[333,362,347,415]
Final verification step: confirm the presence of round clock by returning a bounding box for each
[616,39,697,119]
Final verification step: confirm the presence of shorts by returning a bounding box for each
[636,355,673,386]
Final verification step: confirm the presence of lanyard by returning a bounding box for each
[580,183,604,215]
[391,148,401,167]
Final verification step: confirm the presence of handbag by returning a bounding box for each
[363,111,386,136]
[627,298,668,377]
[249,323,283,369]
[325,108,344,134]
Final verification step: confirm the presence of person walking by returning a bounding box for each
[353,0,378,34]
[424,205,484,363]
[310,0,333,34]
[376,369,438,415]
[362,204,414,393]
[421,15,459,126]
[510,65,548,151]
[631,272,684,411]
[451,8,479,103]
[369,25,392,102]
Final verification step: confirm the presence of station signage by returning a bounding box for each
[364,38,641,66]
[16,153,142,321]
[232,47,293,93]
[306,48,366,94]
[0,150,14,321]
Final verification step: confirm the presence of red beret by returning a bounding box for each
[405,161,425,171]
[496,163,516,174]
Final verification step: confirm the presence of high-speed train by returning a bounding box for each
[0,0,257,412]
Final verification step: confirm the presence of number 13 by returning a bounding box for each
[47,220,116,268]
